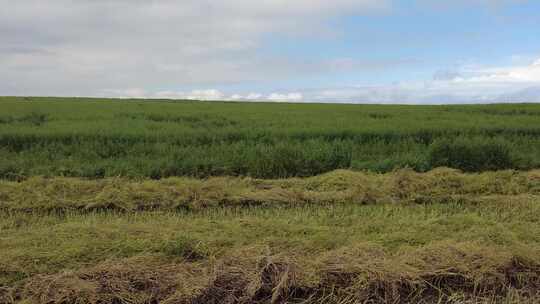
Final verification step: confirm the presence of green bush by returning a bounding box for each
[245,140,352,178]
[19,112,49,126]
[0,162,26,181]
[428,138,514,172]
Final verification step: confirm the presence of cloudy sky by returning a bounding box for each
[1,0,540,103]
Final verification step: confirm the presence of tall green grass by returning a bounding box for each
[428,137,514,172]
[2,97,540,178]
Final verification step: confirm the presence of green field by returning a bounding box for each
[2,97,540,179]
[2,98,540,303]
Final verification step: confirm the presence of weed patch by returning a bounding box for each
[429,138,514,172]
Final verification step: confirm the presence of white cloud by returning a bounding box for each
[105,89,306,102]
[0,0,387,96]
[267,93,304,102]
[185,89,225,100]
[101,88,148,99]
[102,58,540,104]
[2,1,538,104]
[459,61,540,83]
[246,93,263,100]
[230,94,244,100]
[296,57,540,104]
[152,89,225,100]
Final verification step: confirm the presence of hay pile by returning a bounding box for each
[7,242,540,304]
[1,168,540,212]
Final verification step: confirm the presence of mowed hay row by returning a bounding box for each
[1,168,540,212]
[4,242,540,304]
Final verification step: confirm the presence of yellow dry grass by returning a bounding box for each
[1,168,539,212]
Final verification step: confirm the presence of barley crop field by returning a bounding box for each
[1,97,540,303]
[3,97,540,179]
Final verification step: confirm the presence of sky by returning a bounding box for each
[1,0,540,104]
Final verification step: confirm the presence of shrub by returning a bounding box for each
[0,162,26,181]
[0,113,48,126]
[246,140,353,178]
[19,112,49,126]
[0,116,14,124]
[428,138,514,172]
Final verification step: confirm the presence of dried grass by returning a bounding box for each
[2,168,540,212]
[12,243,540,304]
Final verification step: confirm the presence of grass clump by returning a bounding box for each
[160,236,210,261]
[429,138,514,172]
[0,112,48,126]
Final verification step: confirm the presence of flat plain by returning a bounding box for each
[1,97,540,303]
[2,97,540,179]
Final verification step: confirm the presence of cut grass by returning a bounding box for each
[2,203,540,303]
[1,168,540,212]
[9,243,540,304]
[1,169,540,303]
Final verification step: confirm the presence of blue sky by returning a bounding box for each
[1,0,540,103]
